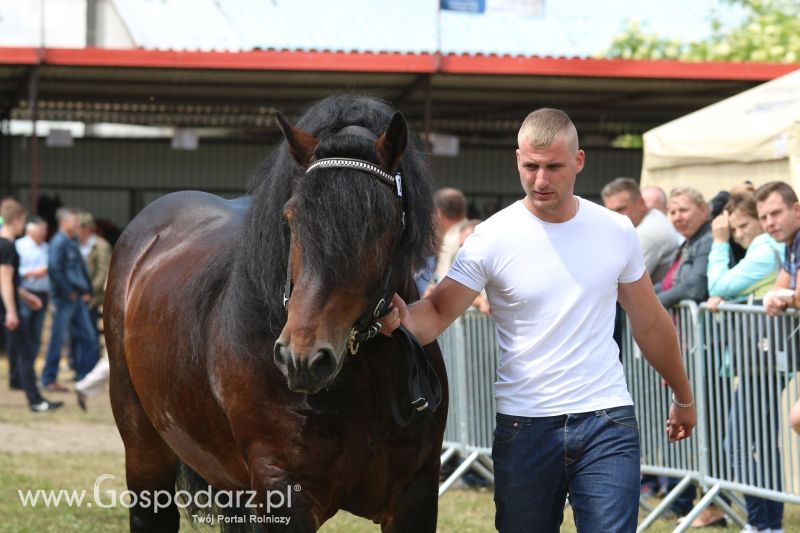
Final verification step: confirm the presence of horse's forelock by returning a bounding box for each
[292,172,402,289]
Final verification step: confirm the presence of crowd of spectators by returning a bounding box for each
[2,200,112,413]
[600,179,795,532]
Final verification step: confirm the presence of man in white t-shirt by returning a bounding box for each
[380,108,695,532]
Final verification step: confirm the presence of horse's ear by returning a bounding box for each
[275,112,319,168]
[374,112,408,173]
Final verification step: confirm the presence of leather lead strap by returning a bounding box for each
[388,326,443,428]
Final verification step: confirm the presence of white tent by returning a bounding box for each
[641,68,800,200]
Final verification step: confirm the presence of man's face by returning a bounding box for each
[62,214,80,237]
[728,209,763,249]
[29,223,47,244]
[603,191,647,226]
[10,216,26,238]
[757,191,800,244]
[516,136,584,222]
[77,225,92,244]
[668,194,708,239]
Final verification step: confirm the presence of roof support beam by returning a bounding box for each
[27,65,40,214]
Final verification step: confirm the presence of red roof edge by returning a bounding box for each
[45,47,439,73]
[0,47,42,64]
[1,47,797,81]
[442,55,800,80]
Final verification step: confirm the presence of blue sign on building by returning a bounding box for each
[440,0,486,13]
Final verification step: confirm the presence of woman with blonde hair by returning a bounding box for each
[655,187,713,307]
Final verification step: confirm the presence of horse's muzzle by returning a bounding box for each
[273,340,337,394]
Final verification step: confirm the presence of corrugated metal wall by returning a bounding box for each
[6,137,643,228]
[9,137,268,228]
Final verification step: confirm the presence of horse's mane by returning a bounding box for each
[189,95,435,358]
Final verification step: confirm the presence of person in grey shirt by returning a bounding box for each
[602,178,679,284]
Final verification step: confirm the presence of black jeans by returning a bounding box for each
[7,310,44,406]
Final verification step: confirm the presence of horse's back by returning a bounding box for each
[114,191,247,262]
[107,191,247,297]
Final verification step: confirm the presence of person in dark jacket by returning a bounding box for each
[39,207,99,391]
[655,187,713,308]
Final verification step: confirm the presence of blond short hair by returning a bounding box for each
[518,108,579,154]
[669,187,706,207]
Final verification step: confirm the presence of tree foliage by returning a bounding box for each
[603,0,800,62]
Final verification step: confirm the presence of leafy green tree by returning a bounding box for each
[603,0,800,62]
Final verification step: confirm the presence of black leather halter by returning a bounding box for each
[283,157,404,355]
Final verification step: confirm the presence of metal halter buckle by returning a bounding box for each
[348,328,360,356]
[411,397,429,412]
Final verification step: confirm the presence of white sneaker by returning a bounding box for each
[739,525,769,533]
[30,400,64,412]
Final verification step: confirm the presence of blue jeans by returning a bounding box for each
[727,379,785,530]
[41,297,99,385]
[492,406,641,533]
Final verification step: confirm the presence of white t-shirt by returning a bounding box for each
[447,198,645,416]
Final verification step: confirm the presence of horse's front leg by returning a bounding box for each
[380,460,439,533]
[246,445,319,532]
[124,445,180,532]
[111,383,180,532]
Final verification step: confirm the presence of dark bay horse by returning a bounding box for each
[105,95,448,532]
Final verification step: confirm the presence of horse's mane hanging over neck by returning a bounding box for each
[232,94,435,337]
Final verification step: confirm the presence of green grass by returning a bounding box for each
[6,450,800,532]
[0,452,129,533]
[2,359,800,531]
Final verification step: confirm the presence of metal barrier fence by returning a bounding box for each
[438,312,497,496]
[627,302,707,532]
[438,303,800,532]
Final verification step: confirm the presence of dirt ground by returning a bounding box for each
[0,355,124,454]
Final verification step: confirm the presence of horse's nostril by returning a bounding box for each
[307,347,336,379]
[273,341,289,369]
